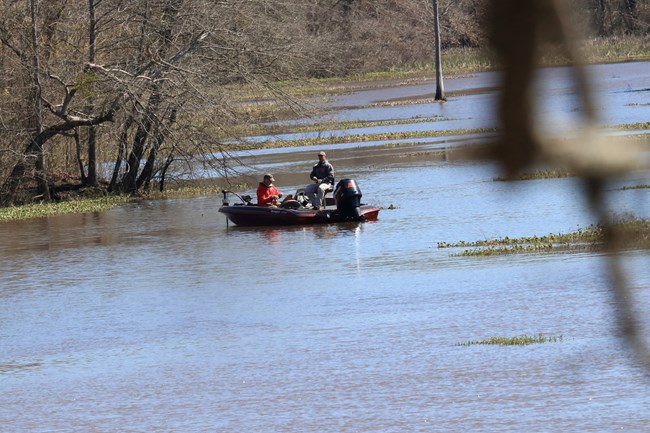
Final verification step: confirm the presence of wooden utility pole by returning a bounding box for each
[432,0,446,101]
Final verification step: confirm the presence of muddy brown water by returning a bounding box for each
[2,62,650,432]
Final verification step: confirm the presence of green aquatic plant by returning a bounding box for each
[238,116,452,138]
[0,186,245,222]
[251,127,497,150]
[437,218,650,256]
[437,225,603,249]
[618,184,650,190]
[369,99,458,108]
[493,169,576,181]
[454,243,565,256]
[612,121,650,132]
[612,216,650,248]
[0,196,133,222]
[457,334,563,346]
[439,217,650,256]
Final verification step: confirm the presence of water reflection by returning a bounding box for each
[2,61,650,433]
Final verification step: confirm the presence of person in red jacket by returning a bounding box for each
[256,173,284,206]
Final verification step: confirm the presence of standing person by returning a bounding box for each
[305,151,334,210]
[256,173,284,206]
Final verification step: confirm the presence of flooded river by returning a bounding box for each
[2,62,650,432]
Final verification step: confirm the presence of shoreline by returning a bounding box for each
[2,57,650,222]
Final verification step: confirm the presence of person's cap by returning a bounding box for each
[318,151,326,157]
[263,173,275,182]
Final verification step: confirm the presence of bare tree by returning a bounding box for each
[0,0,121,204]
[1,0,647,205]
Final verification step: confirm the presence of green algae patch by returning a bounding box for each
[0,196,133,222]
[493,169,577,181]
[438,217,650,257]
[246,127,497,150]
[457,334,563,347]
[437,225,603,256]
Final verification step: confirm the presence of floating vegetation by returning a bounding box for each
[0,196,133,222]
[0,186,240,222]
[617,184,650,190]
[369,99,450,108]
[456,334,563,347]
[146,185,245,199]
[438,217,650,256]
[494,169,576,181]
[449,243,573,256]
[0,361,43,373]
[250,127,497,150]
[614,121,650,131]
[438,226,602,250]
[245,116,452,138]
[612,216,650,248]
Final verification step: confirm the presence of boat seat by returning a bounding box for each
[294,186,334,209]
[321,185,334,208]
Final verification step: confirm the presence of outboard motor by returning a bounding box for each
[334,178,364,221]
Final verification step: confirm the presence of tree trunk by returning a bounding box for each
[120,90,162,193]
[30,0,51,201]
[595,0,610,36]
[432,0,445,101]
[136,107,177,191]
[86,125,98,185]
[623,0,638,32]
[74,128,88,184]
[119,0,186,194]
[85,0,98,186]
[158,155,174,192]
[108,116,133,192]
[0,110,114,204]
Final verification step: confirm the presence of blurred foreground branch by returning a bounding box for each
[487,0,650,372]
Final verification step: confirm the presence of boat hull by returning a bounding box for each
[219,204,379,227]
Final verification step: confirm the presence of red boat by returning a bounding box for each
[219,179,380,227]
[219,203,380,226]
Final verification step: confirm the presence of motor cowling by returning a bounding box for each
[334,178,363,220]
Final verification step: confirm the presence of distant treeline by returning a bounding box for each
[0,0,648,206]
[279,0,649,77]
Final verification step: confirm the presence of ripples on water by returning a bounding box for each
[2,62,650,432]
